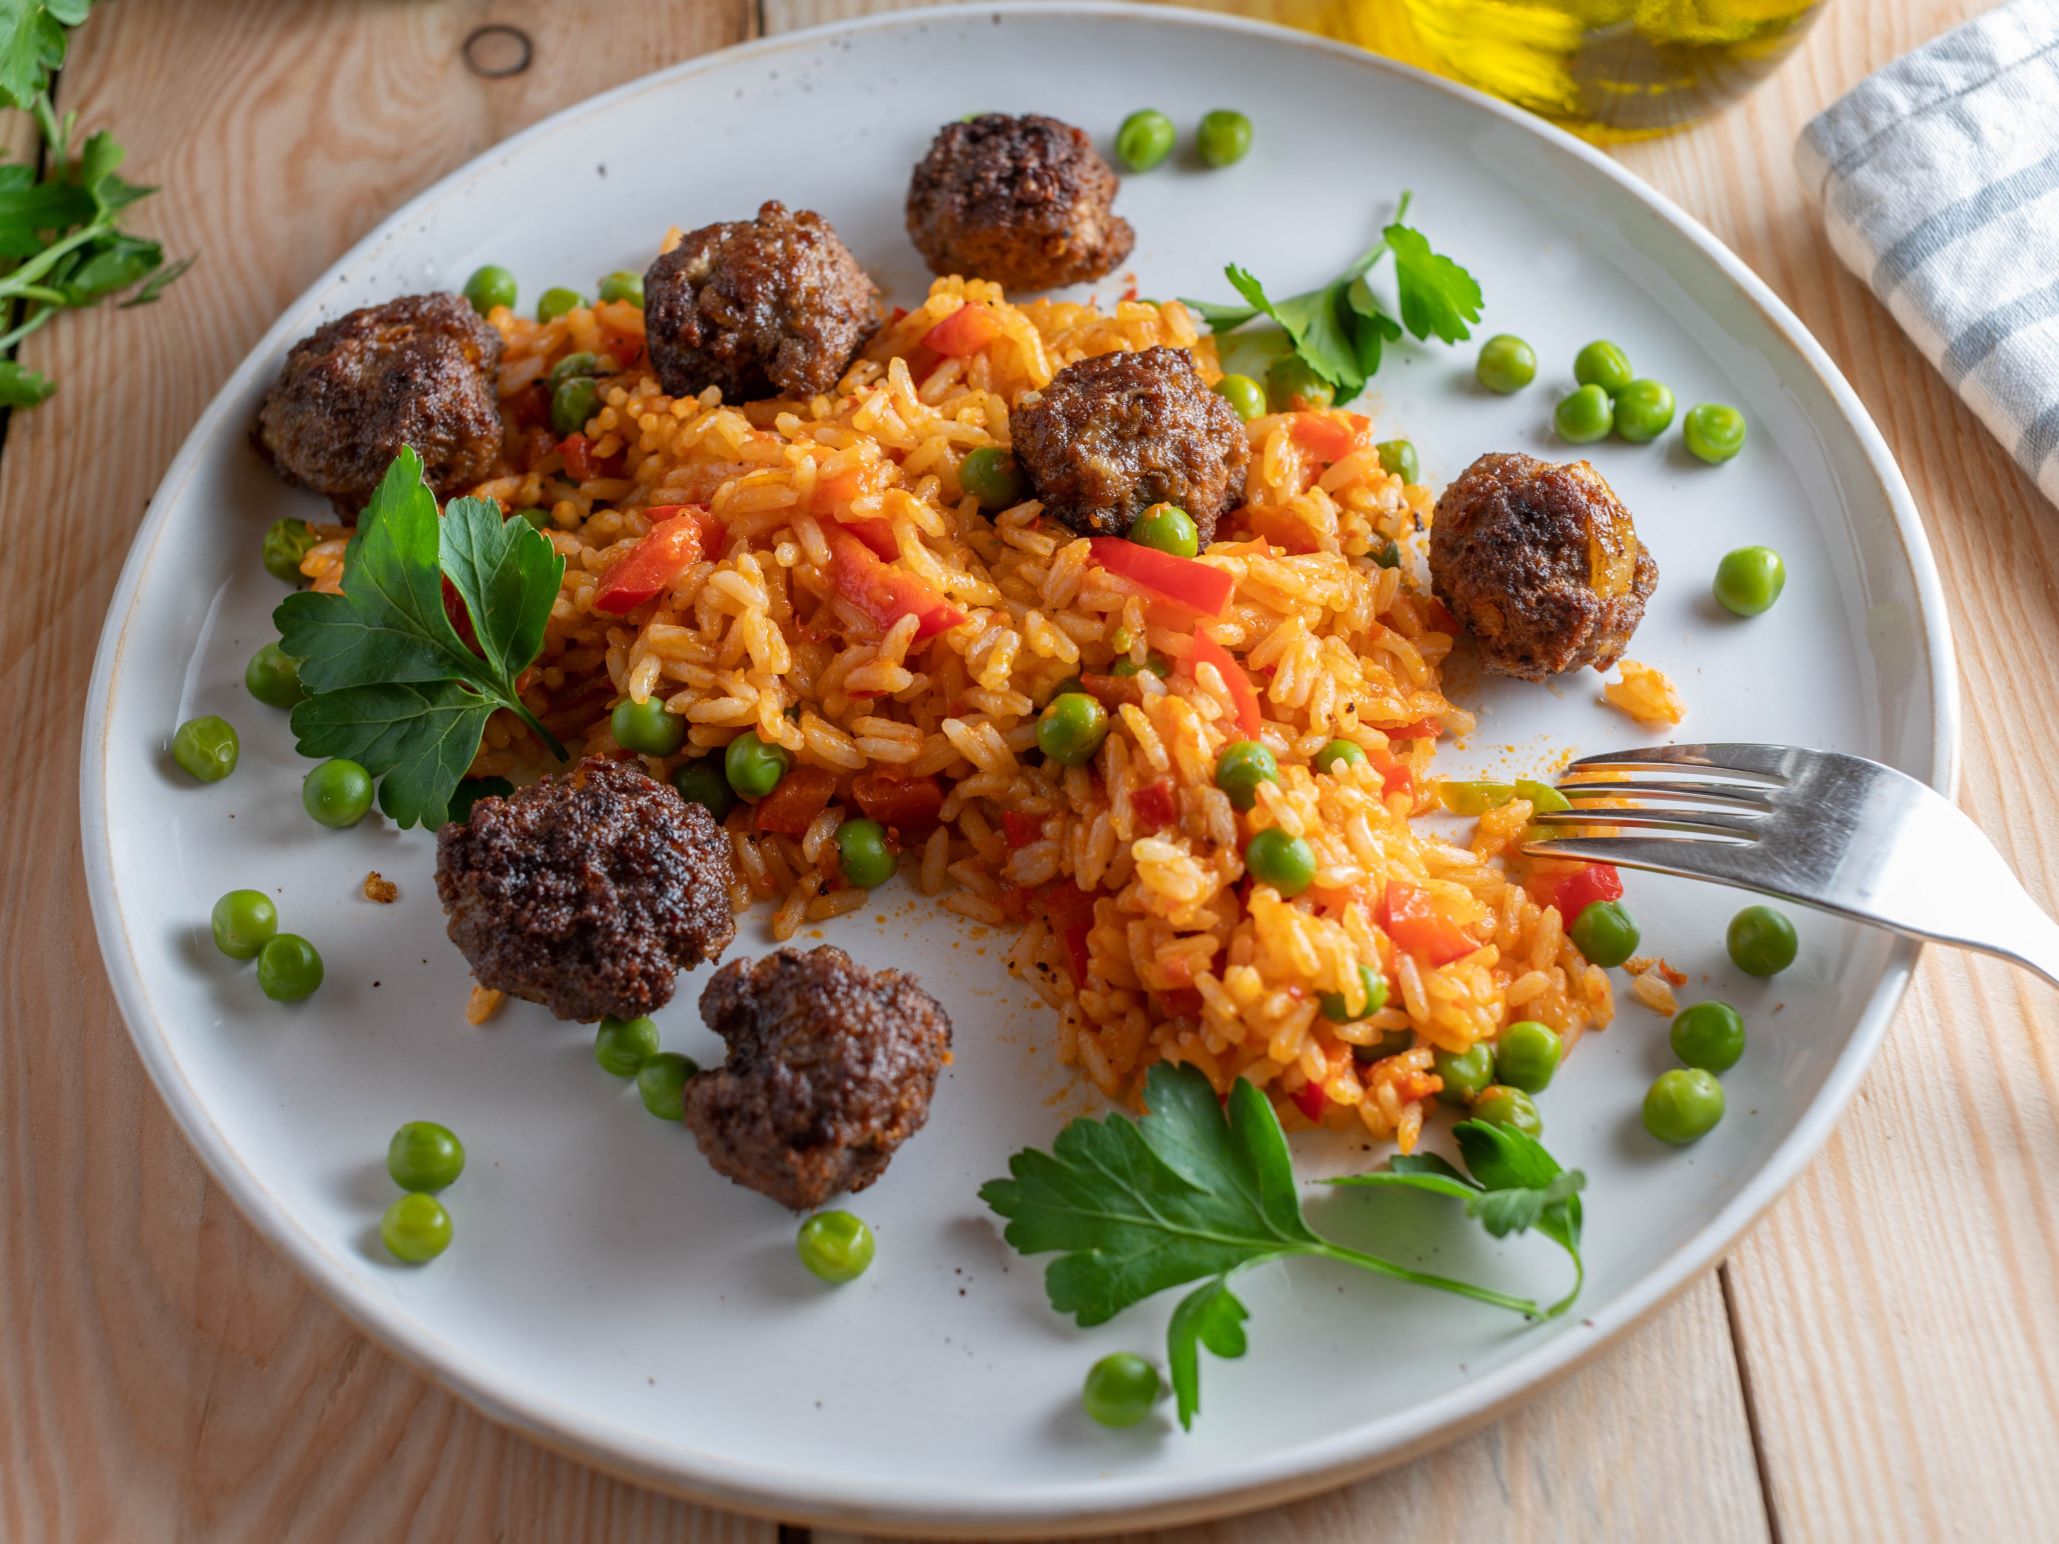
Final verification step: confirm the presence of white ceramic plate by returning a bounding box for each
[83,4,1956,1535]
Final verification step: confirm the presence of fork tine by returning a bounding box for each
[1566,742,1797,782]
[1520,833,1775,886]
[1529,807,1766,839]
[1557,778,1775,808]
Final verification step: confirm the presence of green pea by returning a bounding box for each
[636,1051,698,1120]
[1493,1020,1563,1092]
[262,517,319,584]
[1513,777,1571,813]
[536,285,587,323]
[1573,340,1634,396]
[672,758,737,820]
[1475,333,1536,394]
[1670,1000,1746,1072]
[1643,1067,1725,1144]
[210,889,278,961]
[1376,439,1420,484]
[595,1015,661,1077]
[1266,354,1333,412]
[1128,504,1199,558]
[1314,739,1366,774]
[1437,780,1515,815]
[1727,904,1798,976]
[387,1121,466,1193]
[724,732,792,800]
[550,374,602,436]
[547,351,600,392]
[448,776,513,825]
[1472,1084,1542,1137]
[1109,654,1170,679]
[302,758,374,829]
[1213,373,1268,423]
[1434,1043,1495,1105]
[1684,402,1747,463]
[462,264,517,316]
[1571,899,1639,967]
[1036,692,1110,768]
[1213,739,1279,811]
[796,1209,876,1284]
[1352,1027,1416,1064]
[1554,383,1614,444]
[1194,108,1252,168]
[1612,378,1676,443]
[611,696,686,757]
[513,506,553,532]
[837,817,897,889]
[256,933,323,1002]
[598,269,645,307]
[1114,108,1176,172]
[1244,827,1315,897]
[1082,1351,1161,1428]
[172,716,239,783]
[959,445,1024,510]
[1319,963,1388,1023]
[380,1192,452,1263]
[1713,545,1786,617]
[244,641,305,709]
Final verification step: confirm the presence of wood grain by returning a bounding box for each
[3,1,2055,1541]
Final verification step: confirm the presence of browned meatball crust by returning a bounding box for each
[434,756,737,1023]
[906,113,1134,291]
[684,945,952,1211]
[1010,346,1247,542]
[643,201,879,403]
[1429,452,1658,681]
[255,292,503,514]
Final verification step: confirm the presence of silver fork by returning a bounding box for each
[1520,742,2059,987]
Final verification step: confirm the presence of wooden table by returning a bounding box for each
[4,1,2052,1538]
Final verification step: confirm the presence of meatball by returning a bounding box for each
[1429,452,1658,680]
[906,113,1133,291]
[434,756,736,1023]
[684,945,952,1211]
[255,292,503,514]
[1010,346,1247,541]
[643,201,879,403]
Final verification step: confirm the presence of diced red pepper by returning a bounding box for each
[1385,719,1441,740]
[1292,1080,1329,1122]
[440,576,479,651]
[1181,635,1264,737]
[752,766,837,836]
[1289,412,1357,463]
[593,507,709,615]
[1001,809,1044,849]
[851,770,944,832]
[1160,985,1204,1018]
[824,527,967,641]
[559,432,597,481]
[1087,537,1233,616]
[888,305,909,324]
[816,466,867,506]
[1130,778,1177,834]
[1380,761,1414,797]
[1552,862,1624,922]
[1380,881,1478,966]
[921,302,1003,357]
[843,519,900,561]
[1042,883,1096,986]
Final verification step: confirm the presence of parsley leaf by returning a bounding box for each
[276,448,567,829]
[0,1,91,112]
[0,354,52,405]
[982,1063,1583,1430]
[1384,223,1484,345]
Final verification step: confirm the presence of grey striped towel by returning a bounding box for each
[1796,0,2059,507]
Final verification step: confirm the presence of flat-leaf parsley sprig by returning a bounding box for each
[275,448,567,829]
[981,1062,1585,1430]
[1181,191,1482,407]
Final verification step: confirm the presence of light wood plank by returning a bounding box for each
[0,3,769,1541]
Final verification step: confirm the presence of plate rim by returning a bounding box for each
[78,2,1962,1533]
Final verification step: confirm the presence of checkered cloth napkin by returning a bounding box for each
[1795,0,2059,506]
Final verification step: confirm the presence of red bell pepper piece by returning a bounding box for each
[1181,635,1264,737]
[888,305,910,325]
[851,770,944,832]
[1042,883,1096,986]
[1000,809,1044,849]
[1380,881,1478,966]
[593,507,709,616]
[440,576,478,651]
[1159,985,1204,1019]
[559,432,597,482]
[1552,862,1624,922]
[1289,412,1357,463]
[1087,537,1233,617]
[843,519,900,561]
[752,765,838,836]
[1292,1079,1329,1122]
[1385,719,1441,739]
[921,302,1002,357]
[1129,778,1177,834]
[824,527,966,641]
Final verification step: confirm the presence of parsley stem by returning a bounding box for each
[1306,1240,1545,1318]
[0,303,56,353]
[506,699,568,762]
[0,217,111,299]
